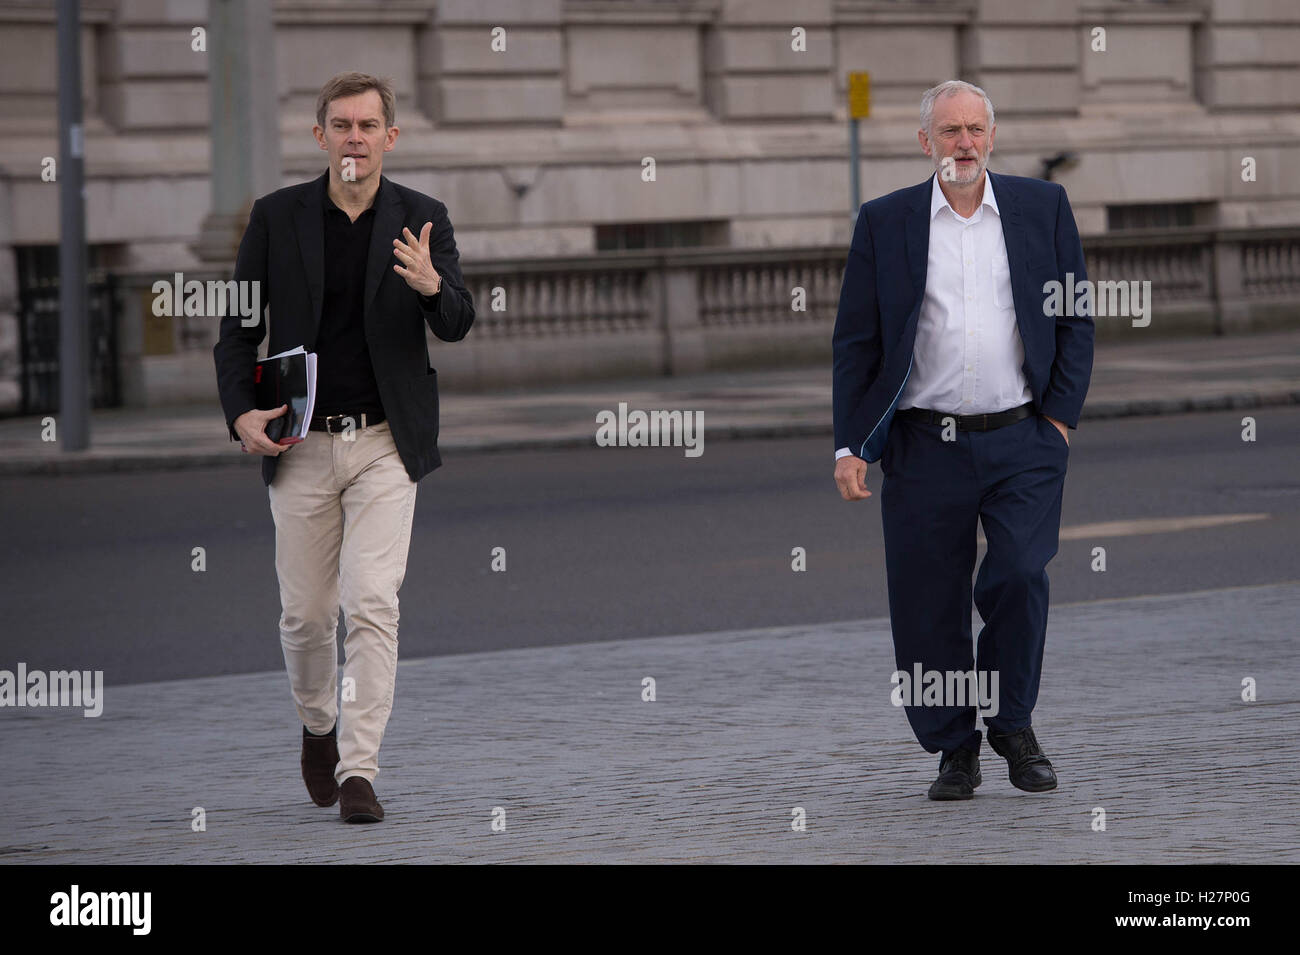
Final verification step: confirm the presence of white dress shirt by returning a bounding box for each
[835,173,1032,460]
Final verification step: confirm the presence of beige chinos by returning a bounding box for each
[267,418,417,785]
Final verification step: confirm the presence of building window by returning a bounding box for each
[595,220,730,251]
[1106,202,1214,231]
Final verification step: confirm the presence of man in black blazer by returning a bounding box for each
[213,72,474,822]
[832,80,1093,801]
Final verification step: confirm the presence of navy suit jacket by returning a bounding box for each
[831,171,1093,462]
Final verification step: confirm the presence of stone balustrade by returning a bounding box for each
[79,227,1298,408]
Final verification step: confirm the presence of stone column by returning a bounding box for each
[1212,233,1249,335]
[659,260,706,376]
[193,0,280,264]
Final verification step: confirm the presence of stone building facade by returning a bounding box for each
[1,0,1298,409]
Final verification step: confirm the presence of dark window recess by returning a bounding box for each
[1106,202,1214,231]
[14,245,121,416]
[596,220,729,251]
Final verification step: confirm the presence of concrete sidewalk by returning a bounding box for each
[3,331,1300,475]
[1,582,1296,864]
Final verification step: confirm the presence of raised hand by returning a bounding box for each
[392,222,442,297]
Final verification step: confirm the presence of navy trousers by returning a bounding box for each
[878,411,1069,757]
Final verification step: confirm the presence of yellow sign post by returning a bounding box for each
[848,71,871,119]
[847,72,870,224]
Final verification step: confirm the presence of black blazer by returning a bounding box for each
[213,171,474,485]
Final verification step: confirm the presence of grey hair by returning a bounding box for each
[920,80,995,137]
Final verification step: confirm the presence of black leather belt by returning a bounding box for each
[309,411,385,434]
[895,402,1034,431]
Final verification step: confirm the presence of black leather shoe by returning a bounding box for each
[987,725,1058,792]
[927,747,982,801]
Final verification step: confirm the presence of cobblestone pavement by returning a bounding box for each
[2,582,1296,864]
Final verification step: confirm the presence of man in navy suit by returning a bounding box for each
[831,80,1093,800]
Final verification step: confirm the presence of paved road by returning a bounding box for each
[1,582,1295,863]
[2,408,1298,685]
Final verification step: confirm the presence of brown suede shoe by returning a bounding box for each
[301,725,339,807]
[339,776,384,823]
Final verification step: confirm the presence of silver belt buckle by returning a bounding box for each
[324,414,348,434]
